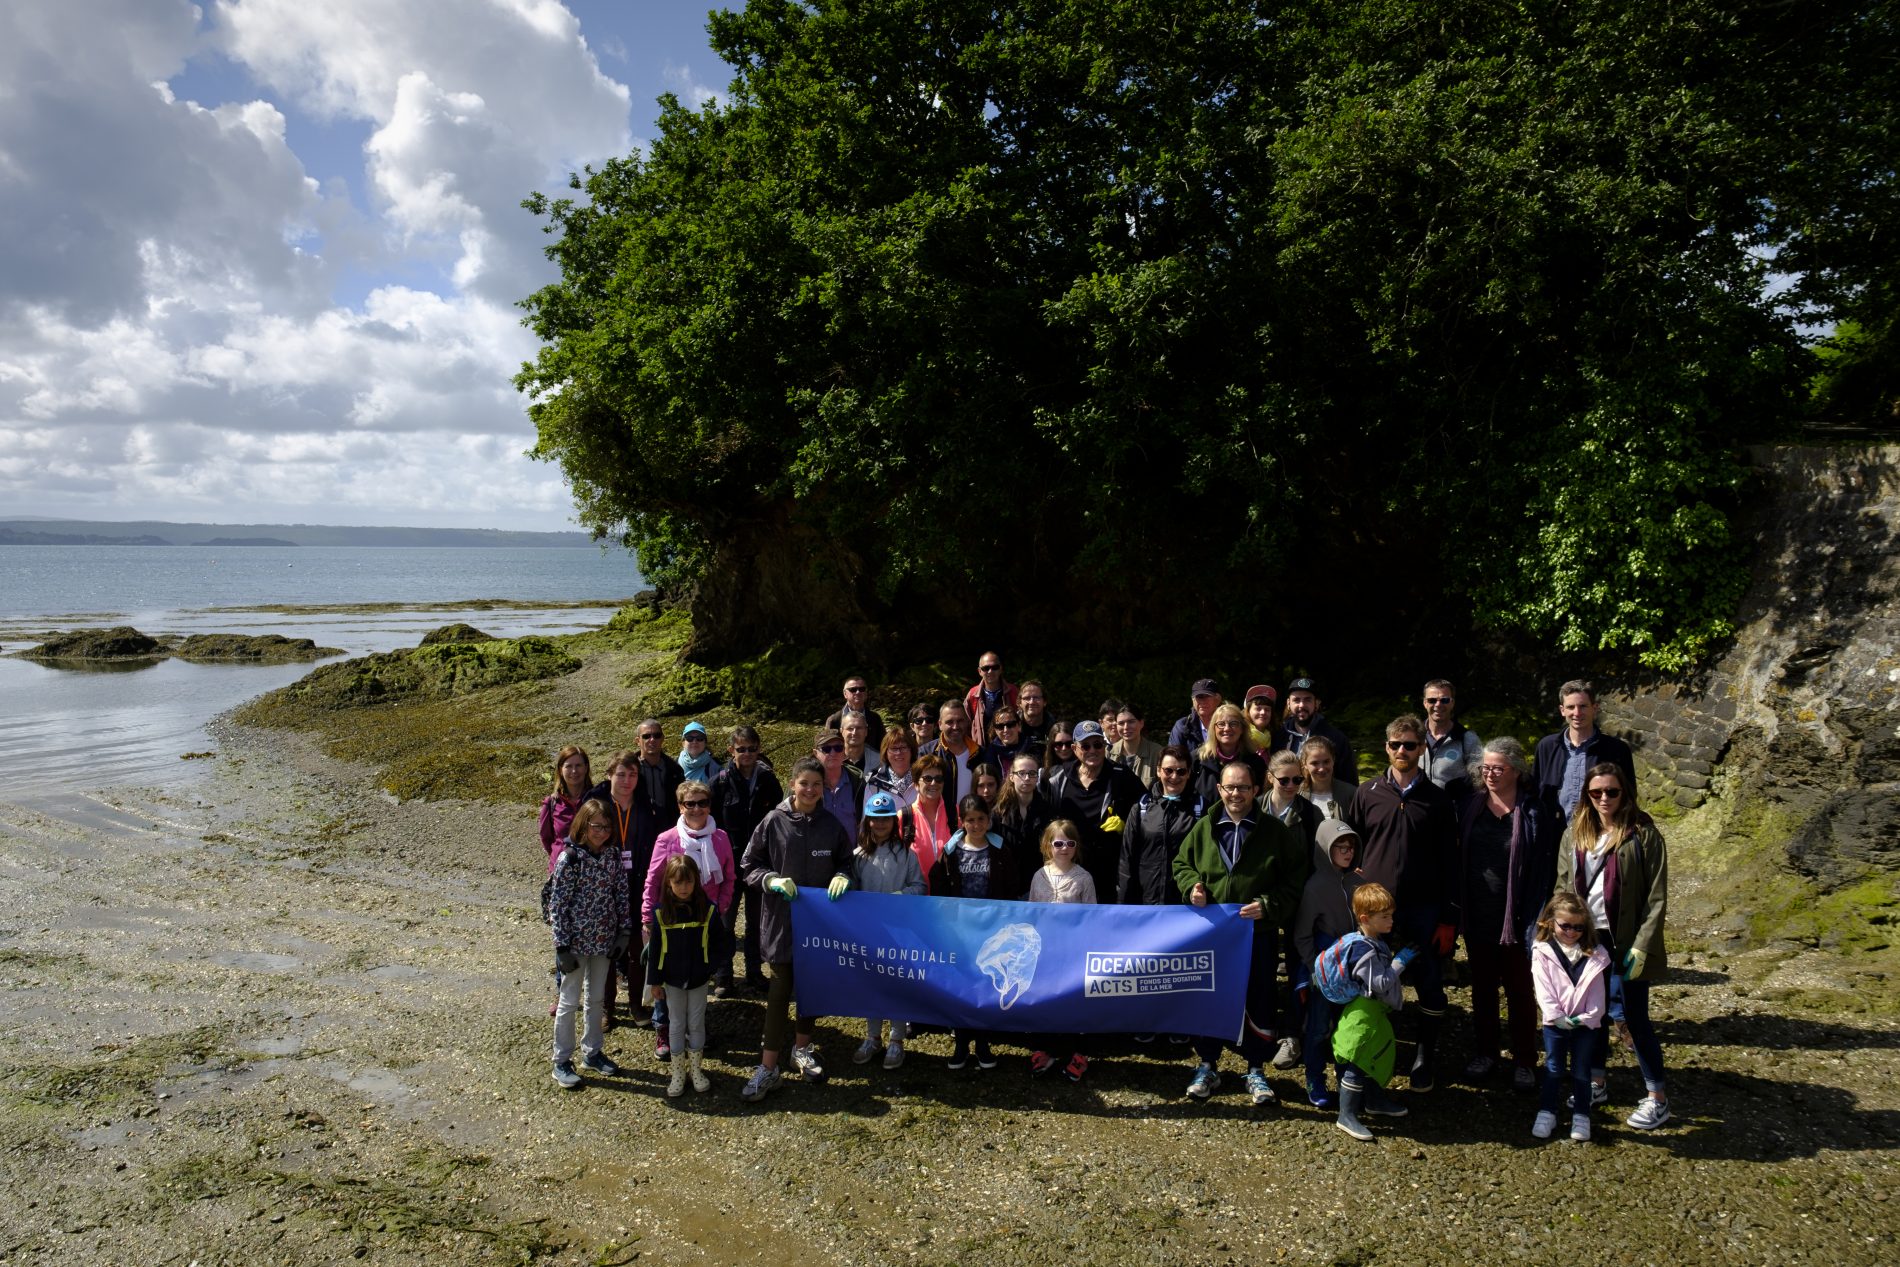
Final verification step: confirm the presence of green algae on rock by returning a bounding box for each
[22,626,164,660]
[171,633,342,663]
[417,623,496,646]
[249,636,580,713]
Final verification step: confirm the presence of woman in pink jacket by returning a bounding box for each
[642,782,736,1060]
[1530,891,1611,1144]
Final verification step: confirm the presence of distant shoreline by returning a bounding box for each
[0,518,599,548]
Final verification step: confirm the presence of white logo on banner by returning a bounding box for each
[976,923,1042,1008]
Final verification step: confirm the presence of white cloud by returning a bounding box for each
[0,0,639,528]
[664,59,728,110]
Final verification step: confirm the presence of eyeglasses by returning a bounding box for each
[1554,921,1587,933]
[1050,839,1077,850]
[818,743,844,754]
[586,821,613,831]
[731,745,758,755]
[1274,775,1304,786]
[1480,765,1513,777]
[1220,784,1254,794]
[1587,787,1622,800]
[680,800,710,810]
[1385,740,1419,751]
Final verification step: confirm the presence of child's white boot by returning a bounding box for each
[688,1050,711,1093]
[667,1061,688,1098]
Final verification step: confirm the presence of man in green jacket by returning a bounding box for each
[1173,761,1307,1106]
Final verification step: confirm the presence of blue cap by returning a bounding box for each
[864,791,900,818]
[1072,720,1105,744]
[682,721,707,738]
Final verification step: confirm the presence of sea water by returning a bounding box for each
[0,545,643,803]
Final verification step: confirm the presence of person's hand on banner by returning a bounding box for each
[766,876,798,900]
[1238,900,1264,920]
[1189,882,1209,907]
[826,874,850,901]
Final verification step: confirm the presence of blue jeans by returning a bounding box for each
[1596,931,1666,1093]
[1304,990,1338,1095]
[1540,1025,1599,1115]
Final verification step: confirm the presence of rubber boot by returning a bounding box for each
[688,1050,711,1094]
[1364,1083,1409,1117]
[1336,1080,1374,1141]
[1409,1013,1441,1093]
[667,1061,688,1098]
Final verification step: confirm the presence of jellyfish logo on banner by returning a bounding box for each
[976,923,1041,1008]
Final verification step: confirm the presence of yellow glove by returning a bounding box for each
[1100,814,1124,833]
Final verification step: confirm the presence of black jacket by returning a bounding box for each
[1119,791,1201,905]
[708,762,782,871]
[645,902,736,991]
[1277,717,1360,787]
[1045,761,1144,903]
[1533,729,1637,815]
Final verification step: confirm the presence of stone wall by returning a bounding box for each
[1599,444,1900,890]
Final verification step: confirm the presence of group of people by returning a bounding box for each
[541,659,1670,1142]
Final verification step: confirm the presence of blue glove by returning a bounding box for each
[1393,946,1417,972]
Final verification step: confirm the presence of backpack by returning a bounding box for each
[1314,931,1371,1005]
[539,845,580,925]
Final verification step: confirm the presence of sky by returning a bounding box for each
[0,0,738,530]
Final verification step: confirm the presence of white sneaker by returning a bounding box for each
[738,1064,780,1102]
[1271,1036,1301,1069]
[1626,1097,1671,1130]
[1570,1113,1592,1142]
[791,1044,827,1083]
[1531,1110,1556,1139]
[883,1040,905,1069]
[852,1038,881,1065]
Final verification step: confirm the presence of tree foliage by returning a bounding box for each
[518,0,1897,673]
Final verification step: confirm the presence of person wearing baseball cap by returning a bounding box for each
[678,720,723,784]
[1166,677,1223,750]
[1277,677,1359,787]
[1044,719,1144,902]
[850,790,926,1069]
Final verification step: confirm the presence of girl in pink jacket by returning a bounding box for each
[1530,891,1610,1144]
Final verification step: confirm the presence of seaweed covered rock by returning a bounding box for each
[418,623,496,646]
[172,633,342,663]
[23,626,163,659]
[259,636,580,710]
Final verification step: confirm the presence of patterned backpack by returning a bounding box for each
[1313,931,1371,1005]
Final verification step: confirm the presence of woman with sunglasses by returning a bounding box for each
[980,704,1031,773]
[709,726,781,995]
[1041,722,1076,778]
[1554,761,1671,1129]
[906,753,955,878]
[865,726,919,812]
[639,781,737,1063]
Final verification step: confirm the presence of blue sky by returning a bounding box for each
[0,1,744,530]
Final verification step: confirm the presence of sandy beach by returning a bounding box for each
[2,641,1897,1266]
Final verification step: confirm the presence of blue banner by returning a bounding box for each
[790,892,1252,1036]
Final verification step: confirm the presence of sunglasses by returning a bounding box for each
[731,745,758,755]
[980,664,1000,673]
[1078,739,1106,751]
[1274,775,1304,786]
[845,685,866,692]
[638,733,663,741]
[680,800,710,810]
[818,743,845,754]
[996,719,1020,730]
[1385,740,1419,751]
[1554,921,1587,933]
[1424,696,1453,706]
[1587,787,1623,800]
[1159,766,1187,778]
[918,774,944,784]
[1050,839,1077,849]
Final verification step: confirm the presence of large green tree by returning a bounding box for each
[518,0,1895,673]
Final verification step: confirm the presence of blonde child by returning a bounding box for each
[851,792,927,1068]
[1027,819,1094,1081]
[547,799,631,1089]
[1331,882,1416,1140]
[645,854,734,1096]
[1530,891,1611,1142]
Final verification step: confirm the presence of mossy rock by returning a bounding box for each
[171,633,341,663]
[258,636,580,711]
[23,626,163,660]
[418,622,496,646]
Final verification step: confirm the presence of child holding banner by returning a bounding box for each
[737,757,856,1102]
[1028,819,1095,1081]
[930,795,1020,1070]
[852,792,927,1069]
